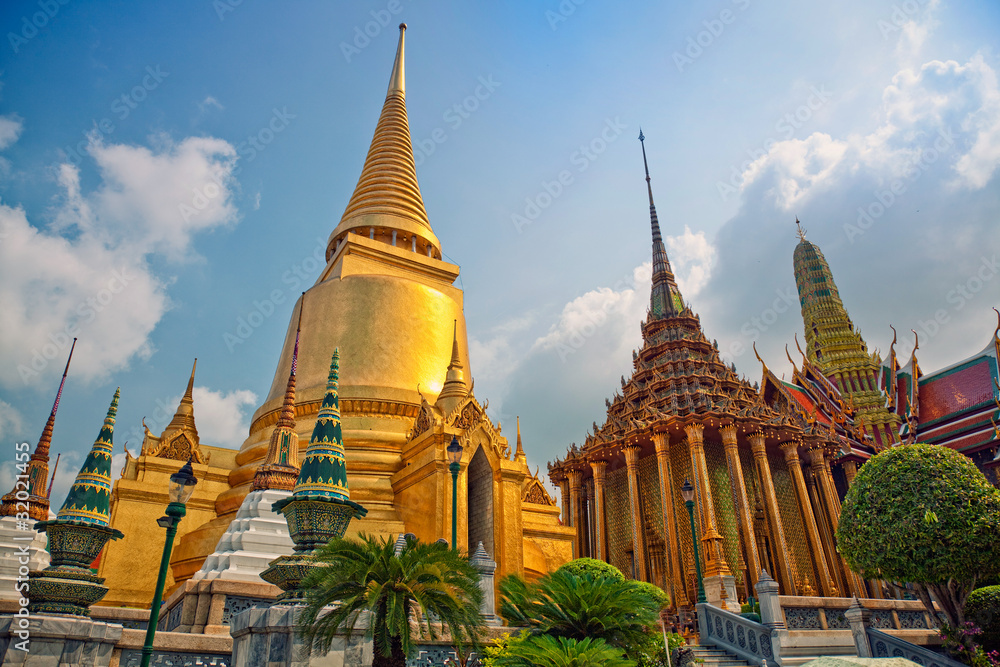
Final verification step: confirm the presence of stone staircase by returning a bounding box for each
[688,645,754,667]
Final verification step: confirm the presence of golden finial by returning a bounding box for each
[795,217,807,241]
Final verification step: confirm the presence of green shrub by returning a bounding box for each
[556,557,626,582]
[966,585,1000,651]
[837,444,1000,630]
[490,634,636,667]
[633,581,670,611]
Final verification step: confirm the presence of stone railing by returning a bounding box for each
[779,595,937,633]
[697,602,773,666]
[118,648,232,666]
[865,628,963,667]
[844,599,965,667]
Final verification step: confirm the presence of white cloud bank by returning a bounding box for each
[741,54,1000,212]
[0,134,240,388]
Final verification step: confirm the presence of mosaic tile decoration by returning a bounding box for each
[605,465,632,577]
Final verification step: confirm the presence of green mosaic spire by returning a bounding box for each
[292,349,350,501]
[57,388,119,526]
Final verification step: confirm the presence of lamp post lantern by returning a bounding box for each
[446,435,463,550]
[681,478,707,604]
[140,458,198,667]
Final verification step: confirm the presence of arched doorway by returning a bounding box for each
[467,446,494,556]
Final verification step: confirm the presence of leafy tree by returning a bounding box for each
[499,569,659,654]
[298,533,484,667]
[837,444,1000,632]
[490,634,637,667]
[556,557,626,582]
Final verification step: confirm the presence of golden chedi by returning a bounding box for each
[152,24,573,598]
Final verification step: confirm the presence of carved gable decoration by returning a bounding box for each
[452,401,481,430]
[148,431,207,464]
[411,399,436,439]
[522,477,556,506]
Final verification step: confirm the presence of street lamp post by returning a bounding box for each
[140,458,198,667]
[446,436,463,550]
[681,478,707,604]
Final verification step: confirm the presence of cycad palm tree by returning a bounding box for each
[496,635,636,667]
[499,569,659,653]
[299,533,484,667]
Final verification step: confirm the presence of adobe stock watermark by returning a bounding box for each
[673,0,751,73]
[223,237,328,352]
[17,268,133,383]
[178,107,295,222]
[546,0,586,30]
[717,85,833,202]
[8,443,33,653]
[898,255,999,357]
[550,265,652,362]
[339,0,410,63]
[412,75,501,167]
[7,0,70,54]
[877,0,932,39]
[511,117,627,234]
[843,127,954,244]
[63,65,170,167]
[725,286,799,360]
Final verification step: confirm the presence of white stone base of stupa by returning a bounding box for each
[192,488,294,583]
[0,512,52,601]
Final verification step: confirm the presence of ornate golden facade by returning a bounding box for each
[548,136,872,608]
[99,25,572,608]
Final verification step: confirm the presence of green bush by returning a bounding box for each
[837,444,1000,629]
[556,557,626,582]
[499,569,658,655]
[633,581,670,611]
[489,634,636,667]
[966,585,1000,651]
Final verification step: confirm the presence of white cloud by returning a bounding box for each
[0,114,23,150]
[666,225,717,298]
[188,386,258,448]
[0,399,23,441]
[894,0,939,63]
[0,135,240,389]
[740,54,1000,209]
[533,263,650,357]
[198,96,225,113]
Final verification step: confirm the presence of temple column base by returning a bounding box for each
[230,604,372,667]
[0,613,122,666]
[703,574,741,612]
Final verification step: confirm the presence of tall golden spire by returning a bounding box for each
[1,339,76,521]
[253,296,304,491]
[638,130,684,319]
[163,359,199,439]
[436,320,468,413]
[326,23,440,261]
[515,416,526,464]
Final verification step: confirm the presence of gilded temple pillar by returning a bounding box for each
[781,441,835,597]
[653,433,687,607]
[559,478,571,526]
[809,446,866,598]
[685,423,730,578]
[589,460,608,561]
[623,445,648,581]
[567,470,583,559]
[749,431,796,595]
[721,424,761,588]
[582,479,594,558]
[842,459,858,487]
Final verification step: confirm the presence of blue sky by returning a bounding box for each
[1,0,998,503]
